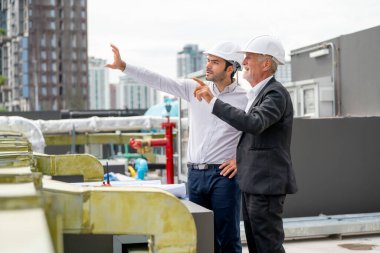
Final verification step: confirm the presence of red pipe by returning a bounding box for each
[149,139,167,147]
[129,117,176,184]
[161,119,176,184]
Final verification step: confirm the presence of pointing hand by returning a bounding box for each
[193,77,214,103]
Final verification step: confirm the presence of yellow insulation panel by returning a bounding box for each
[42,179,196,253]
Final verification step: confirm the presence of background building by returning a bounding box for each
[88,57,109,110]
[176,44,206,78]
[117,76,158,110]
[276,61,292,84]
[109,83,118,110]
[288,25,380,118]
[0,0,88,111]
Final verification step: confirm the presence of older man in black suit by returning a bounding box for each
[193,35,298,253]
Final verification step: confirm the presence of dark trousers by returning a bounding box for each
[242,192,286,253]
[188,165,242,253]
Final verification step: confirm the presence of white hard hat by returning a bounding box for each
[204,41,244,71]
[239,35,285,65]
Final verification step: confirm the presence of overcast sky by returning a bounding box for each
[87,0,380,83]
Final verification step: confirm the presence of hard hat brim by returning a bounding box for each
[235,50,285,65]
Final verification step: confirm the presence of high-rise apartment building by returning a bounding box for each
[176,44,206,78]
[0,0,88,111]
[117,76,158,110]
[88,57,109,110]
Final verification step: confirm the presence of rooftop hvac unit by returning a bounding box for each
[285,77,335,118]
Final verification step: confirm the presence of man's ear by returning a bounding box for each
[263,59,272,72]
[227,65,234,75]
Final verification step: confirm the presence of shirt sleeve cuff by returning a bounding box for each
[123,65,129,75]
[122,64,138,75]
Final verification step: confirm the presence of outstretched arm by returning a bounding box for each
[193,77,286,135]
[213,91,286,134]
[105,44,195,101]
[105,44,126,71]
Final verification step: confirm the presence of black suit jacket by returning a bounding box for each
[213,77,298,195]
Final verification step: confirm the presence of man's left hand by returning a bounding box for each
[193,78,214,103]
[219,160,238,178]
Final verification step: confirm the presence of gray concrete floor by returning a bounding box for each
[242,234,380,252]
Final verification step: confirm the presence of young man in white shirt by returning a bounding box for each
[106,41,247,253]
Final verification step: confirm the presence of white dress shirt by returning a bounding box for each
[244,75,273,112]
[124,65,248,164]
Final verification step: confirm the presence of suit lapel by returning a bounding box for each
[238,77,277,146]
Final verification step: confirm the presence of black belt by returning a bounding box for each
[187,163,221,170]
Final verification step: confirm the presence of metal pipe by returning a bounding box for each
[290,44,327,56]
[161,117,176,184]
[128,117,176,184]
[60,109,144,119]
[325,42,341,116]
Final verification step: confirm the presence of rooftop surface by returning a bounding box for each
[243,234,380,252]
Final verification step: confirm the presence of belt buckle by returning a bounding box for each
[197,164,207,170]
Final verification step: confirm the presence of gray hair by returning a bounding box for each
[258,55,278,74]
